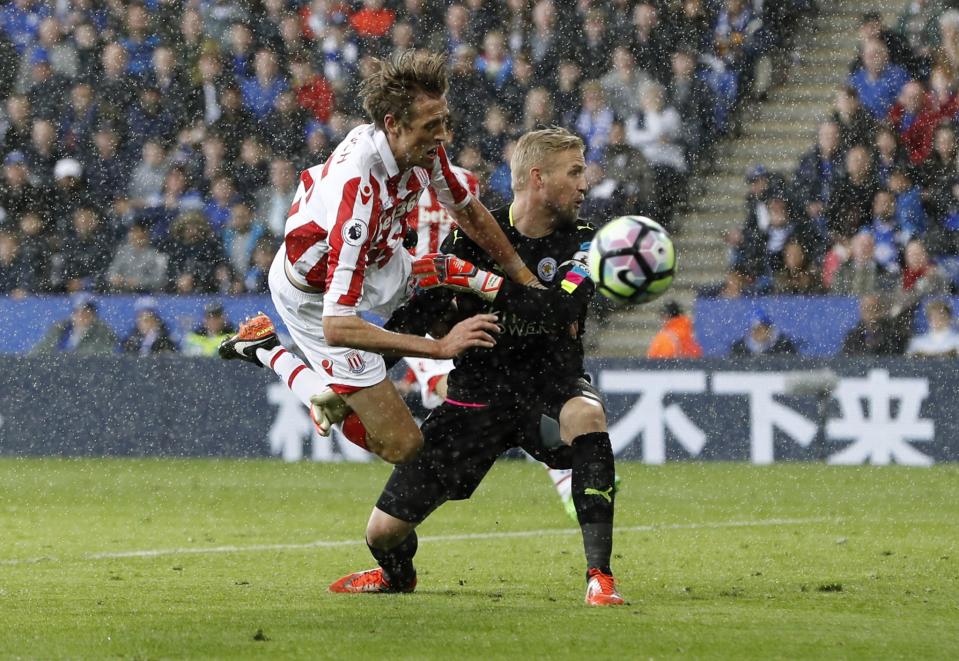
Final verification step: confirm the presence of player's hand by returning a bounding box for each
[435,145,471,207]
[434,313,499,358]
[412,252,503,302]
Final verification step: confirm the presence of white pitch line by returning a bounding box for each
[0,517,832,567]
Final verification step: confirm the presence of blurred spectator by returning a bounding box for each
[16,211,49,291]
[167,211,229,294]
[49,158,94,234]
[894,238,950,314]
[908,297,959,356]
[521,86,554,133]
[31,294,118,356]
[128,140,169,209]
[573,9,611,81]
[477,30,513,91]
[25,48,70,120]
[888,79,958,166]
[603,121,654,217]
[25,118,61,181]
[60,208,114,294]
[84,125,129,212]
[897,1,947,63]
[926,174,959,257]
[0,151,43,230]
[222,202,267,280]
[848,38,910,120]
[873,125,907,187]
[831,85,878,154]
[0,230,32,297]
[233,137,270,198]
[350,0,396,55]
[242,236,276,293]
[0,30,16,100]
[672,0,715,53]
[60,83,98,158]
[773,240,823,295]
[831,231,900,295]
[2,95,33,155]
[500,51,535,123]
[840,293,907,355]
[120,2,158,78]
[729,309,798,356]
[181,302,235,356]
[255,159,297,237]
[553,60,582,126]
[528,0,561,85]
[713,0,772,102]
[866,189,908,274]
[205,175,240,235]
[889,168,927,239]
[240,49,289,121]
[667,48,716,166]
[646,300,703,358]
[127,86,177,152]
[151,46,193,127]
[630,2,671,84]
[122,297,178,355]
[919,122,957,191]
[626,80,687,228]
[855,10,926,78]
[97,43,137,125]
[107,222,169,293]
[575,81,614,164]
[826,145,880,238]
[940,10,959,73]
[290,56,335,124]
[794,121,842,220]
[600,47,651,122]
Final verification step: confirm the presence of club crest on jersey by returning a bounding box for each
[346,350,366,374]
[342,219,368,246]
[537,257,558,281]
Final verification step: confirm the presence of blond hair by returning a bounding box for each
[510,127,585,191]
[360,50,449,130]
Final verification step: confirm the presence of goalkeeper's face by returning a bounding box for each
[542,149,587,225]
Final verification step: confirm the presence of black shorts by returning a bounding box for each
[375,377,603,524]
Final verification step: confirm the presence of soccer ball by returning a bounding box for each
[587,215,675,304]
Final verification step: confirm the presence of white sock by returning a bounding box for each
[257,346,326,408]
[547,467,573,501]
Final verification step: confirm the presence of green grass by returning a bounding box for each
[1,460,957,660]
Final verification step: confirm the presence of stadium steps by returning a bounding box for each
[591,0,894,357]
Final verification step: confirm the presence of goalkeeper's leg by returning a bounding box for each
[558,395,624,606]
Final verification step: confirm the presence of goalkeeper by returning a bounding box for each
[325,128,623,606]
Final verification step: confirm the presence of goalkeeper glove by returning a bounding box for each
[412,252,503,302]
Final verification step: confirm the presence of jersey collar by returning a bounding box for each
[372,127,399,178]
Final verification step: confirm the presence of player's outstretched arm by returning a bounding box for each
[430,145,540,288]
[451,198,542,287]
[323,313,497,360]
[412,253,591,331]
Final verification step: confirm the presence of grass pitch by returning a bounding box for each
[0,459,957,660]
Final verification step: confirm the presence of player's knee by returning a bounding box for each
[559,398,607,440]
[366,510,413,548]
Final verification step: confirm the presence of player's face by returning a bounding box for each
[542,149,587,224]
[389,94,451,170]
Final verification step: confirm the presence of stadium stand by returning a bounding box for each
[0,0,828,357]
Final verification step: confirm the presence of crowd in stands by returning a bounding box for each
[1,0,815,303]
[716,3,959,353]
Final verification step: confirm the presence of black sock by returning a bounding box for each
[367,532,418,589]
[571,431,615,574]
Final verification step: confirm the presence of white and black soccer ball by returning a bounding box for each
[587,215,675,304]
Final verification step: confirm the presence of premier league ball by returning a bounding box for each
[587,215,675,304]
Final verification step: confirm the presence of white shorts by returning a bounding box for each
[268,248,413,392]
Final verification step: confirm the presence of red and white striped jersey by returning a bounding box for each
[281,124,473,316]
[404,166,479,258]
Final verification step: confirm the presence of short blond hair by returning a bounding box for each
[510,127,584,191]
